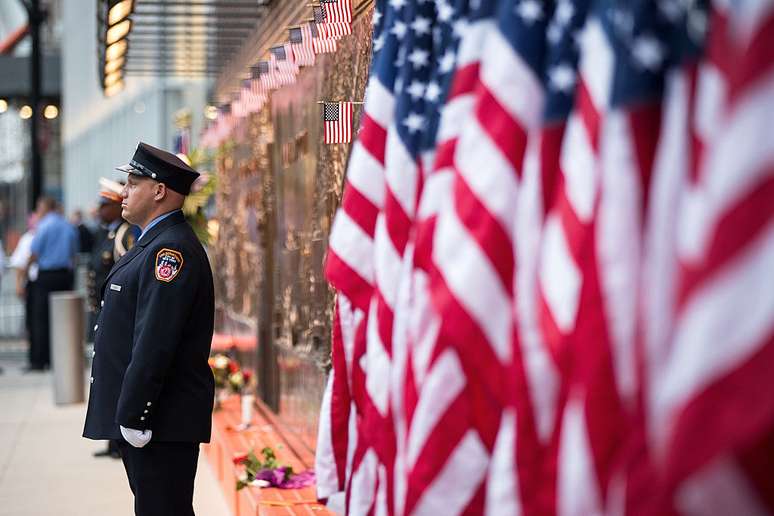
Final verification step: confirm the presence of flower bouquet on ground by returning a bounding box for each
[234,447,315,491]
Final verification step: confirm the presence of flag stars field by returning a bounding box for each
[516,0,544,24]
[548,63,576,93]
[411,16,432,35]
[425,81,442,103]
[408,48,431,68]
[631,35,666,71]
[437,0,455,22]
[438,50,456,74]
[407,80,427,100]
[391,20,408,39]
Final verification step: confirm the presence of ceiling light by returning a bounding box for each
[107,0,134,25]
[19,105,32,119]
[105,39,128,61]
[0,99,7,113]
[106,19,132,45]
[105,56,125,75]
[104,81,125,98]
[44,105,59,119]
[104,71,123,88]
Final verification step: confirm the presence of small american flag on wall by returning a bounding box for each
[257,60,277,90]
[317,21,352,39]
[320,0,351,24]
[313,4,351,39]
[289,25,315,66]
[310,21,337,54]
[323,102,352,144]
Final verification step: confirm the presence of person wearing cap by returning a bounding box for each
[82,142,215,516]
[87,178,140,460]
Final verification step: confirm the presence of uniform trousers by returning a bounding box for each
[118,440,199,516]
[31,269,73,368]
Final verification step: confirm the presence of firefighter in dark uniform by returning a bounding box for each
[83,142,215,516]
[88,179,140,459]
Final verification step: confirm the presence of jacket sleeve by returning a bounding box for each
[115,243,199,430]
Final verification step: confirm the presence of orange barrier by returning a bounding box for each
[211,333,259,353]
[203,394,334,516]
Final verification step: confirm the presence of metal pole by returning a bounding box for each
[27,0,43,207]
[50,292,85,405]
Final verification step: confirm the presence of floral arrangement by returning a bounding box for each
[227,368,255,395]
[208,353,238,390]
[208,353,257,413]
[233,447,315,491]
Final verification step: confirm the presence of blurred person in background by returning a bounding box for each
[27,197,78,371]
[9,214,40,372]
[88,179,139,459]
[71,209,95,255]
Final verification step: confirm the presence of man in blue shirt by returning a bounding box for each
[28,196,78,370]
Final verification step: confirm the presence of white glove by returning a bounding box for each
[120,425,152,448]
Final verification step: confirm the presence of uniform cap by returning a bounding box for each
[98,177,124,205]
[116,142,200,195]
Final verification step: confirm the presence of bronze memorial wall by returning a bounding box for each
[211,2,373,451]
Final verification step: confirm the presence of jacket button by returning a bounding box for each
[146,402,152,406]
[89,377,94,384]
[93,324,99,331]
[140,416,145,421]
[101,300,104,307]
[143,409,148,414]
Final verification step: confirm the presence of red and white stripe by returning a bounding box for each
[260,64,279,91]
[316,295,362,513]
[537,16,636,516]
[313,35,338,54]
[272,47,298,86]
[322,0,352,24]
[322,67,396,514]
[423,9,553,514]
[393,16,494,516]
[640,3,774,513]
[292,24,316,66]
[250,78,267,112]
[317,21,353,39]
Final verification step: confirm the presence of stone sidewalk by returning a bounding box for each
[0,349,231,516]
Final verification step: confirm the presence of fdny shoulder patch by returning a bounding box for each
[155,248,184,282]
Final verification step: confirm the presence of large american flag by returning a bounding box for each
[635,1,774,513]
[316,0,774,514]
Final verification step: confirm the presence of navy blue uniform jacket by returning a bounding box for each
[83,210,215,443]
